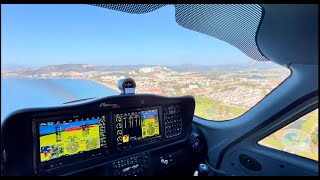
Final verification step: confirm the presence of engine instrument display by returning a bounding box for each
[114,109,160,145]
[38,116,107,162]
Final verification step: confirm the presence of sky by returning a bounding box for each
[1,4,253,67]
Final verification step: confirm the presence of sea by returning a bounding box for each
[1,78,118,122]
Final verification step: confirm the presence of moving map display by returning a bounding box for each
[114,109,160,145]
[39,116,107,162]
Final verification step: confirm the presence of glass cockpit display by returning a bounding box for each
[39,116,107,162]
[114,109,160,145]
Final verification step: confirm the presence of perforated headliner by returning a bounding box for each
[90,4,269,62]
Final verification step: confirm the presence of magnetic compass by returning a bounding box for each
[118,78,136,95]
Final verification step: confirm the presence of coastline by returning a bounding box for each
[1,76,121,93]
[86,79,121,93]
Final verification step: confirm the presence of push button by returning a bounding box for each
[193,139,200,149]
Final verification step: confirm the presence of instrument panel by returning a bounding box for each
[1,94,196,176]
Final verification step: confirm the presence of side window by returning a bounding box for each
[258,109,318,161]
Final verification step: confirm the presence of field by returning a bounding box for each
[259,109,318,161]
[194,96,247,120]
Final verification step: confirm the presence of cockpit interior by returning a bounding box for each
[1,4,318,176]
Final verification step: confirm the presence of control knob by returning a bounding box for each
[198,163,209,176]
[160,158,169,165]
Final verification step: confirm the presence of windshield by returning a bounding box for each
[1,4,291,121]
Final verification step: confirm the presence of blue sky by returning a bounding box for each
[39,119,99,136]
[1,4,252,66]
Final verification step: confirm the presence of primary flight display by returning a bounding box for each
[39,116,107,162]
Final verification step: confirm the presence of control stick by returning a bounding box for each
[198,163,209,176]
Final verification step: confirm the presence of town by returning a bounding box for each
[1,64,291,120]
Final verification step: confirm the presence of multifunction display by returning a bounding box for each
[114,109,160,145]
